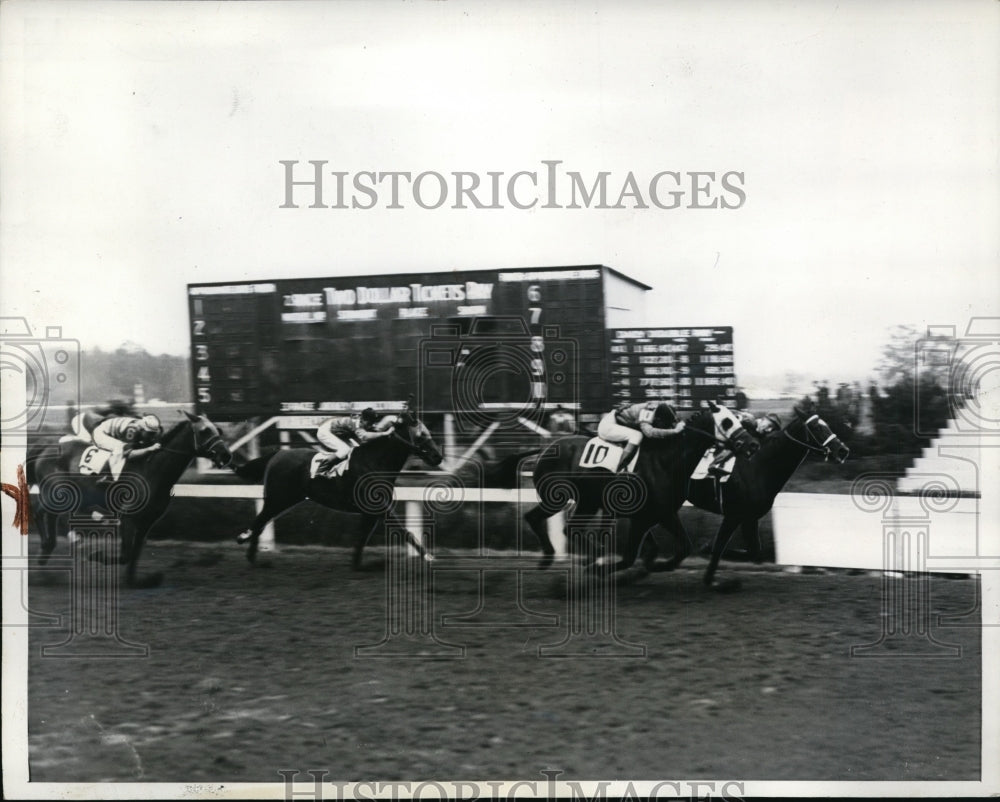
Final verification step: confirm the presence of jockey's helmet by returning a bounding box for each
[653,402,677,428]
[140,414,162,434]
[360,407,378,426]
[757,413,781,434]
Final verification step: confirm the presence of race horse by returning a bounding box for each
[234,407,444,569]
[681,409,851,589]
[523,402,761,576]
[27,412,233,588]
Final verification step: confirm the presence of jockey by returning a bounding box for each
[91,414,163,481]
[707,411,781,478]
[546,404,576,435]
[315,408,395,474]
[65,399,138,443]
[597,400,685,473]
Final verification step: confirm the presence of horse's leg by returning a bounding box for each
[237,491,301,564]
[613,510,658,574]
[403,525,433,563]
[652,510,693,572]
[704,516,743,590]
[637,521,659,570]
[123,519,162,589]
[38,509,58,566]
[742,518,764,564]
[524,504,556,569]
[352,513,381,571]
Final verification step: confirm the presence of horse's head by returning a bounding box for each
[183,410,233,468]
[693,401,760,458]
[394,409,444,468]
[791,412,851,464]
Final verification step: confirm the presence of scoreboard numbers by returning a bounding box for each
[187,270,725,424]
[609,327,736,411]
[526,286,546,402]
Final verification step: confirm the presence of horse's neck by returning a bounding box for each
[650,424,714,476]
[353,433,410,475]
[147,426,197,484]
[752,425,812,495]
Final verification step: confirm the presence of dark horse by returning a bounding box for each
[523,402,760,575]
[27,412,233,588]
[682,409,850,589]
[234,408,444,569]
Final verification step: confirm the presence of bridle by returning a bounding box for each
[388,415,431,457]
[156,419,232,467]
[688,409,752,449]
[782,414,836,457]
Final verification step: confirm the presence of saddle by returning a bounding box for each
[690,448,735,482]
[577,437,640,473]
[311,450,352,480]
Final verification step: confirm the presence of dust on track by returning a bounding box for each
[25,538,981,783]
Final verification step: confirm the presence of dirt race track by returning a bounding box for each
[24,537,981,785]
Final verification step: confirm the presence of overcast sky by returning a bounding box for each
[2,0,997,393]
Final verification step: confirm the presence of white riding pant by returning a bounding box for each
[317,431,352,458]
[597,412,643,446]
[107,446,127,480]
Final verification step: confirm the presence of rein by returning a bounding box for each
[155,422,230,466]
[781,416,829,455]
[684,413,725,443]
[390,425,417,450]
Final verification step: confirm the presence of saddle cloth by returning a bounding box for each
[78,445,110,476]
[310,450,352,480]
[690,448,735,482]
[577,437,640,473]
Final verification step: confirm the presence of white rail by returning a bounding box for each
[30,482,984,573]
[169,484,561,554]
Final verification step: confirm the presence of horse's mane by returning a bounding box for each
[160,417,191,444]
[682,408,713,427]
[680,408,718,436]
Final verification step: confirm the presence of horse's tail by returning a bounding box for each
[230,446,281,482]
[486,448,544,488]
[24,442,56,484]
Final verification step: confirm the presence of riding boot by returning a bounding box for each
[616,441,639,473]
[319,455,344,477]
[707,449,732,478]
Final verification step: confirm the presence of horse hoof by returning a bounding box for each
[710,577,742,593]
[615,565,649,585]
[128,572,164,589]
[246,550,257,565]
[235,531,251,545]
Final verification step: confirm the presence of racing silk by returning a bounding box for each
[317,414,396,449]
[367,414,399,438]
[615,401,678,433]
[599,401,680,446]
[91,417,140,452]
[317,415,364,447]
